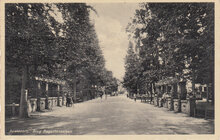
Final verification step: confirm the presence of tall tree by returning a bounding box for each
[54,3,109,101]
[123,42,140,96]
[125,3,214,101]
[5,3,58,117]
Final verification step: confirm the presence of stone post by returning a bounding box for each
[186,97,196,116]
[37,82,41,111]
[30,98,37,112]
[181,100,187,113]
[38,98,46,111]
[45,83,49,109]
[174,99,181,112]
[12,103,16,116]
[58,85,62,107]
[57,84,60,106]
[167,97,173,110]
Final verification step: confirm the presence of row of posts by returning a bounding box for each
[6,80,67,117]
[30,82,66,113]
[153,82,196,116]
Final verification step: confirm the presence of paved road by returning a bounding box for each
[5,95,214,135]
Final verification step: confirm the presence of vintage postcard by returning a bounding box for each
[0,0,219,139]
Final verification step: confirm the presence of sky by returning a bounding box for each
[89,3,139,80]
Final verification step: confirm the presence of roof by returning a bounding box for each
[35,76,65,85]
[155,77,180,86]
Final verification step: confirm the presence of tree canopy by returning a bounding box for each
[5,3,118,106]
[124,3,214,97]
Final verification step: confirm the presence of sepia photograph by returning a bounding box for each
[2,1,217,137]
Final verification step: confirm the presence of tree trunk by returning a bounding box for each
[149,83,152,95]
[192,69,195,95]
[150,83,155,102]
[148,83,153,101]
[211,83,214,105]
[152,82,156,94]
[34,63,38,98]
[19,65,29,118]
[206,84,209,103]
[73,69,77,103]
[136,82,138,95]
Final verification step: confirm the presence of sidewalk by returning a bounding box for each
[5,95,214,135]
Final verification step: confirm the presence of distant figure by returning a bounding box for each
[134,94,137,102]
[100,92,103,99]
[66,94,69,107]
[66,94,73,107]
